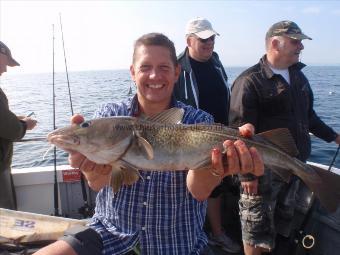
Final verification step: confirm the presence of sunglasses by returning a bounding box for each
[197,35,216,43]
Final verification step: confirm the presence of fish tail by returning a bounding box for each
[306,164,340,212]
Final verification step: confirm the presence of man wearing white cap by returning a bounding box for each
[174,17,241,253]
[0,41,37,209]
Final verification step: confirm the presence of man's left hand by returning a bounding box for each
[211,139,264,178]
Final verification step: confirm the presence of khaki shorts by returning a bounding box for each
[239,170,275,250]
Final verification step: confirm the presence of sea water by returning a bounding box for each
[1,66,339,169]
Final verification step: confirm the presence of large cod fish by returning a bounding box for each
[47,108,340,212]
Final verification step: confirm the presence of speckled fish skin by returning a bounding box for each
[47,115,340,212]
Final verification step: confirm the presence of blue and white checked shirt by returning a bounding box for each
[89,96,214,255]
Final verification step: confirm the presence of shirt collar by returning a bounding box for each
[127,94,178,117]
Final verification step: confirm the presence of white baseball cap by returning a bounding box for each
[185,17,219,39]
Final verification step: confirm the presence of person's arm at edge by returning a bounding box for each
[0,103,26,140]
[229,76,260,182]
[307,83,339,143]
[309,108,339,143]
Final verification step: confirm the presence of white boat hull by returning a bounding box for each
[12,165,96,218]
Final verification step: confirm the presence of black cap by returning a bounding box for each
[0,41,20,66]
[266,20,312,40]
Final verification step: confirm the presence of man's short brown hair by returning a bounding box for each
[132,33,178,66]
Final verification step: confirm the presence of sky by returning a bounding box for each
[1,0,340,74]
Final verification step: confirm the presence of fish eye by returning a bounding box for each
[80,121,91,128]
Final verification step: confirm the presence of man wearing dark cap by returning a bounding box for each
[174,17,241,253]
[0,41,37,209]
[229,21,340,255]
[0,41,20,72]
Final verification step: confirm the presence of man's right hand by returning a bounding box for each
[68,114,111,191]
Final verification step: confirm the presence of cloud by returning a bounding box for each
[302,7,321,14]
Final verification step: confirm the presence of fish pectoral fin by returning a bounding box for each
[109,162,141,192]
[146,107,184,124]
[256,128,299,157]
[270,166,292,182]
[134,132,154,160]
[119,160,141,185]
[121,167,140,185]
[110,168,124,193]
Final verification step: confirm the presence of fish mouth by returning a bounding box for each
[48,134,80,148]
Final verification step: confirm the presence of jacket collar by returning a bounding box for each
[260,54,306,79]
[177,47,192,73]
[178,47,220,72]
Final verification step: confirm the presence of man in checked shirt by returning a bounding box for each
[34,33,263,255]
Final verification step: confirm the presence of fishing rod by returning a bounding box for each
[328,144,340,171]
[59,13,93,218]
[128,83,133,95]
[17,137,46,142]
[59,13,74,114]
[52,24,60,217]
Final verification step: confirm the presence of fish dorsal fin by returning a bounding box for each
[146,107,184,124]
[257,128,299,157]
[133,131,154,160]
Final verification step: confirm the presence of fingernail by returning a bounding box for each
[222,143,228,153]
[212,148,220,155]
[235,140,245,146]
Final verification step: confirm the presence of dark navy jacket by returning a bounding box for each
[174,47,230,120]
[230,55,337,165]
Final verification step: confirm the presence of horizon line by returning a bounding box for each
[4,64,340,76]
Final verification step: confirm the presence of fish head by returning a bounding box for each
[47,117,135,163]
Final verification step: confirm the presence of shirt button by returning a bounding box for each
[147,176,151,180]
[142,226,146,231]
[143,202,147,206]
